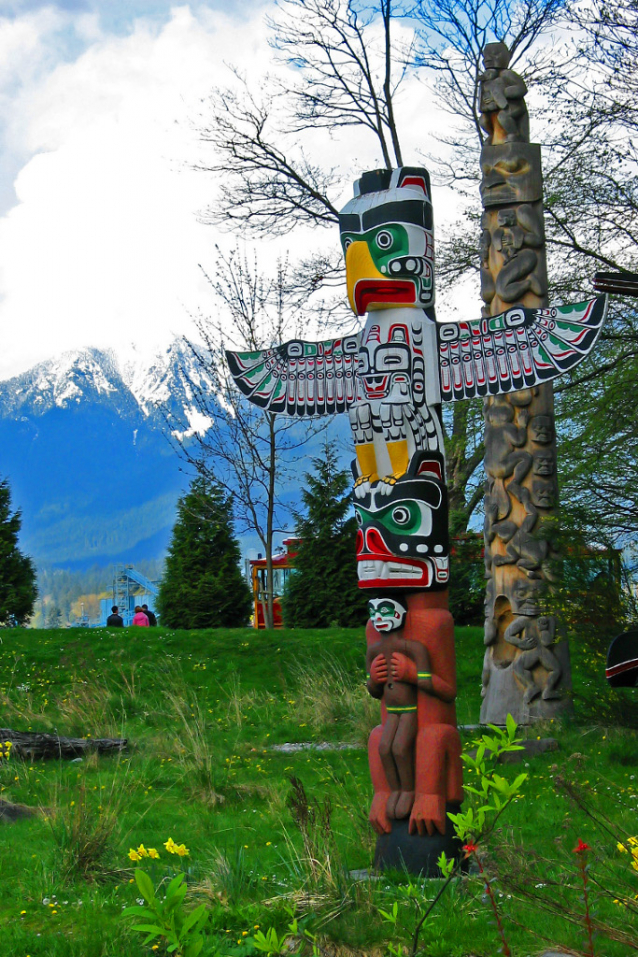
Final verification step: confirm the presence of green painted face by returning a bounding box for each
[341,224,410,274]
[356,500,430,538]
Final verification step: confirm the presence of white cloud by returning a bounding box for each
[0,4,276,379]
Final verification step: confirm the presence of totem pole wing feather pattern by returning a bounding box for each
[225,334,361,416]
[437,296,607,401]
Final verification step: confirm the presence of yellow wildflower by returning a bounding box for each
[164,837,177,853]
[175,843,189,857]
[136,844,150,858]
[128,849,142,862]
[148,848,160,859]
[618,842,628,853]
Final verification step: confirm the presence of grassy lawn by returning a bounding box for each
[0,624,636,956]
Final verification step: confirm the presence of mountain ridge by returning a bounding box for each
[0,342,212,569]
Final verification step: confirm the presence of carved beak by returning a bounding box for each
[345,241,384,314]
[345,240,417,316]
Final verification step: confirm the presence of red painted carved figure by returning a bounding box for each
[366,591,463,837]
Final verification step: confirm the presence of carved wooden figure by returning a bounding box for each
[477,41,591,725]
[366,592,462,839]
[226,156,606,871]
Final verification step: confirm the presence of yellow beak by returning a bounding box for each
[345,241,385,315]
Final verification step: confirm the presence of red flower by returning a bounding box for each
[463,842,478,855]
[574,839,590,854]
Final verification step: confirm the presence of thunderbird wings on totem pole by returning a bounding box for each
[226,164,607,871]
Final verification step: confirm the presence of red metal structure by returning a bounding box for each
[250,538,299,629]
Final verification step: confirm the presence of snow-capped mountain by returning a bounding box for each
[0,341,214,424]
[0,342,216,569]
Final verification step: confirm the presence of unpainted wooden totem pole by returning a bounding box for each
[227,154,605,870]
[478,41,589,724]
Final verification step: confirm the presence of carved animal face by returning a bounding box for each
[529,415,554,444]
[356,319,426,405]
[368,597,407,632]
[353,451,449,590]
[512,578,545,615]
[486,402,515,427]
[480,143,542,207]
[533,451,554,476]
[339,167,434,316]
[531,478,556,508]
[483,41,511,70]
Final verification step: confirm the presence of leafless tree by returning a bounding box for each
[172,248,323,628]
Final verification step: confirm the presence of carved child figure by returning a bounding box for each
[366,593,463,838]
[505,614,562,703]
[479,41,529,144]
[367,597,426,821]
[484,397,532,521]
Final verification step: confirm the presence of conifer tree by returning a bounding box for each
[157,476,252,629]
[0,479,36,627]
[283,442,368,627]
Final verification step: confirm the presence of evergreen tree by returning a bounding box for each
[0,479,36,626]
[283,443,368,628]
[45,604,63,629]
[157,476,252,629]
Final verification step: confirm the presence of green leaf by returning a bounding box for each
[437,851,454,877]
[180,904,208,939]
[165,885,188,912]
[505,713,517,739]
[185,938,204,957]
[165,872,187,898]
[121,905,157,920]
[134,868,156,904]
[130,923,163,935]
[379,908,397,924]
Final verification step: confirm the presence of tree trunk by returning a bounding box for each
[0,728,127,759]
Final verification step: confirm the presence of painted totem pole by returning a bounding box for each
[227,161,606,870]
[478,41,583,725]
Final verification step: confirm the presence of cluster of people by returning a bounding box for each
[106,603,157,627]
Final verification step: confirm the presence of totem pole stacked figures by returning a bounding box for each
[227,161,606,872]
[477,41,589,725]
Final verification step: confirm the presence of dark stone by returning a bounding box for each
[373,804,464,876]
[0,799,39,822]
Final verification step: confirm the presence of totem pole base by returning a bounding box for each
[373,804,463,877]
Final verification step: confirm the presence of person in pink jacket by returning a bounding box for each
[132,605,149,626]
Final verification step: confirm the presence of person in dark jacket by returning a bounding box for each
[142,604,157,626]
[106,605,124,627]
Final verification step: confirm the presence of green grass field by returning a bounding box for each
[0,624,636,956]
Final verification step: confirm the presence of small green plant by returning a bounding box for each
[252,908,321,957]
[122,869,209,956]
[397,715,528,957]
[447,714,527,844]
[122,839,208,956]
